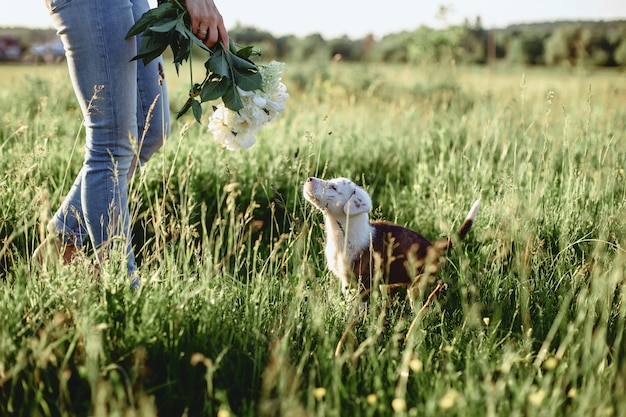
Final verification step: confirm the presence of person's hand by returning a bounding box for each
[185,0,229,50]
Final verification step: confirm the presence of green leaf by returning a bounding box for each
[228,38,238,53]
[176,97,193,119]
[192,99,203,123]
[235,45,255,60]
[174,18,190,38]
[126,10,158,38]
[132,32,169,64]
[152,2,179,19]
[207,49,229,77]
[200,77,230,102]
[183,25,213,53]
[149,18,178,33]
[171,36,191,67]
[227,50,262,91]
[228,51,259,72]
[222,81,243,111]
[126,2,179,38]
[231,66,262,91]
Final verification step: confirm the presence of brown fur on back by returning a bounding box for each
[351,221,439,293]
[351,212,477,295]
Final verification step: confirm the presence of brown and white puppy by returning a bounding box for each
[303,177,480,302]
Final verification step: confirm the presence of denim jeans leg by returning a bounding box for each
[47,0,150,280]
[129,0,171,179]
[50,165,88,247]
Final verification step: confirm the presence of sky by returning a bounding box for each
[3,0,626,39]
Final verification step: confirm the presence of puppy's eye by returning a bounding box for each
[329,185,337,191]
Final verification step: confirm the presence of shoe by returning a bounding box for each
[33,234,76,266]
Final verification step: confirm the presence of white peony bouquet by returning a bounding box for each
[208,61,288,150]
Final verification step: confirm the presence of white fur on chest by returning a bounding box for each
[323,213,373,293]
[303,177,376,294]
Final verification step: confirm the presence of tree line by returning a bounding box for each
[4,19,626,67]
[229,19,626,67]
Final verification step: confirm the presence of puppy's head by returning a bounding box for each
[303,177,372,217]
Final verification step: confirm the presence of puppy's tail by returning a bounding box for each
[434,199,480,252]
[457,198,480,240]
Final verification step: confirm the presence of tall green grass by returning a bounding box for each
[1,61,625,416]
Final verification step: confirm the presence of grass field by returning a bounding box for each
[1,60,626,416]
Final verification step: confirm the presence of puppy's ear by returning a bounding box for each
[343,188,372,215]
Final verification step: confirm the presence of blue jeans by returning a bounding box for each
[46,0,170,285]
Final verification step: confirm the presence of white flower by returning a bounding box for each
[252,96,267,107]
[208,104,258,151]
[208,60,288,150]
[265,83,289,120]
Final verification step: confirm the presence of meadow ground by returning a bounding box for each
[1,60,626,416]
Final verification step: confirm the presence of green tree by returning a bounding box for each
[371,32,412,63]
[459,17,488,64]
[544,24,590,66]
[508,33,545,65]
[328,36,365,61]
[614,40,626,65]
[406,26,465,65]
[288,33,329,61]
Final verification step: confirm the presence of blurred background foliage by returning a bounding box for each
[3,19,626,67]
[198,19,626,67]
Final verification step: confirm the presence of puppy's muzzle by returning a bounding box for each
[303,177,321,204]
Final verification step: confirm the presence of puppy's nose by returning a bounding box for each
[306,177,314,183]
